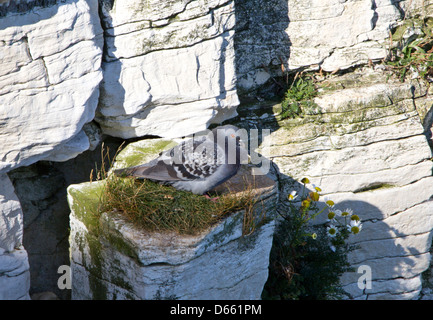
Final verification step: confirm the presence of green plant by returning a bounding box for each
[386,20,433,82]
[262,178,361,300]
[280,76,318,119]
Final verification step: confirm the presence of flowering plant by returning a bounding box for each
[286,178,362,247]
[263,178,360,300]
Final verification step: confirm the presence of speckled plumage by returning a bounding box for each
[113,125,244,194]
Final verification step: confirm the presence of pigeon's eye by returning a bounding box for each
[230,133,235,138]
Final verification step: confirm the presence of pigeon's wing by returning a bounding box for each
[169,138,240,194]
[169,136,225,181]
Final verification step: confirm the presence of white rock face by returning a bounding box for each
[0,0,103,173]
[286,0,392,71]
[0,0,103,301]
[0,174,23,252]
[235,0,433,91]
[0,174,30,300]
[240,68,433,300]
[1,0,432,301]
[96,0,239,139]
[0,248,30,300]
[70,205,276,300]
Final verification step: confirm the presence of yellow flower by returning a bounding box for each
[302,199,311,209]
[311,233,317,240]
[309,191,320,202]
[341,208,353,217]
[324,196,334,207]
[327,225,338,237]
[327,210,336,221]
[301,177,310,184]
[348,220,362,234]
[351,214,360,221]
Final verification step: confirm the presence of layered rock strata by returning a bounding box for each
[232,67,433,299]
[96,0,239,139]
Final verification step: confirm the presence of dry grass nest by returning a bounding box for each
[98,173,260,235]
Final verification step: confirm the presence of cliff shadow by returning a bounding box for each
[7,136,124,300]
[234,0,291,101]
[259,168,431,299]
[335,198,432,299]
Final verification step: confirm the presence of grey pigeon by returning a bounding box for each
[113,125,246,194]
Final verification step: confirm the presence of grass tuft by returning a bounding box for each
[100,174,258,235]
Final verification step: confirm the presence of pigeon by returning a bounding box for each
[112,125,247,195]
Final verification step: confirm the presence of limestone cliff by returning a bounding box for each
[1,0,433,300]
